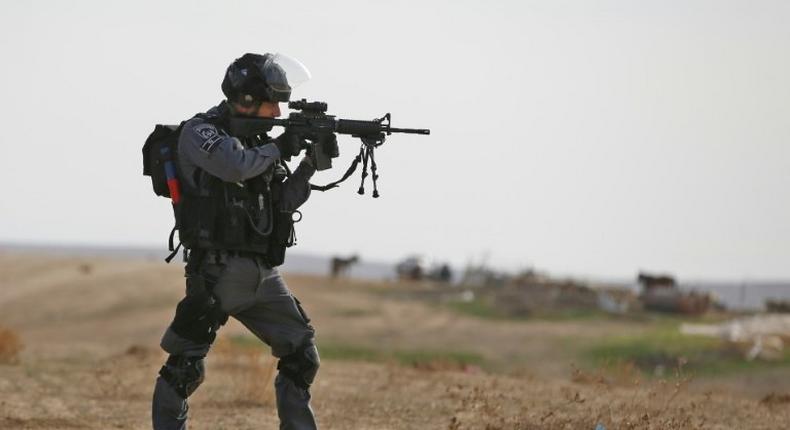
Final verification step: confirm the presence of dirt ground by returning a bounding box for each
[0,253,788,429]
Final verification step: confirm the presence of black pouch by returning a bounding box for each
[178,195,216,248]
[170,274,213,344]
[266,210,295,267]
[221,205,248,246]
[293,296,312,325]
[170,272,228,345]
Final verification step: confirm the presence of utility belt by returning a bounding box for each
[200,249,272,268]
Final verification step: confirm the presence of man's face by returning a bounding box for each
[254,101,282,118]
[234,100,282,118]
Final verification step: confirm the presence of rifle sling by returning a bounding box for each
[309,148,364,192]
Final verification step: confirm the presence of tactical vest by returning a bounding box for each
[178,112,296,266]
[143,106,296,266]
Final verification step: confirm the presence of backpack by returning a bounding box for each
[143,123,183,201]
[143,123,185,262]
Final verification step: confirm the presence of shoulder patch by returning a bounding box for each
[193,123,223,154]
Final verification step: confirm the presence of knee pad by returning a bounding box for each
[277,344,320,390]
[159,355,206,399]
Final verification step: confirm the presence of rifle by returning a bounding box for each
[229,99,430,197]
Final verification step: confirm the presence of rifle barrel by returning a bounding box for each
[230,116,430,137]
[389,127,430,135]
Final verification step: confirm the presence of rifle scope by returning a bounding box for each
[289,99,327,113]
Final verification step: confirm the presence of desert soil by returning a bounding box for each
[0,253,788,429]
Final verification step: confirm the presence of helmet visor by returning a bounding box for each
[262,53,311,102]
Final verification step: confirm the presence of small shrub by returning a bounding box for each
[0,327,23,364]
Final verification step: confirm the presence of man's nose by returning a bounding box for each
[274,104,282,117]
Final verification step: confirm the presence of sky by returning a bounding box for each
[0,0,788,281]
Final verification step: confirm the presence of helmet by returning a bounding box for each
[221,53,311,105]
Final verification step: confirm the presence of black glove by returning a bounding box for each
[304,133,338,156]
[274,130,304,160]
[303,133,339,171]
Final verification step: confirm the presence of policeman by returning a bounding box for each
[152,53,322,430]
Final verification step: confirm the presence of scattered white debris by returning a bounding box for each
[681,314,790,361]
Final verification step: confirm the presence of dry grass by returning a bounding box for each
[211,335,277,407]
[760,392,790,406]
[0,326,22,364]
[561,367,701,430]
[0,254,789,429]
[441,372,736,430]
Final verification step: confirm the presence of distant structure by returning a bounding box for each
[637,271,711,315]
[765,299,790,313]
[395,255,426,281]
[460,263,507,288]
[637,272,676,290]
[330,254,359,278]
[428,263,453,283]
[394,256,454,283]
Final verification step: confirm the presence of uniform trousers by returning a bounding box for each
[152,253,318,430]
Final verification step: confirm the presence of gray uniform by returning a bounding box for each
[152,104,319,430]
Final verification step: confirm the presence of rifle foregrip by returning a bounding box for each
[336,119,383,136]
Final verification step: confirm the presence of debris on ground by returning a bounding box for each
[681,314,790,360]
